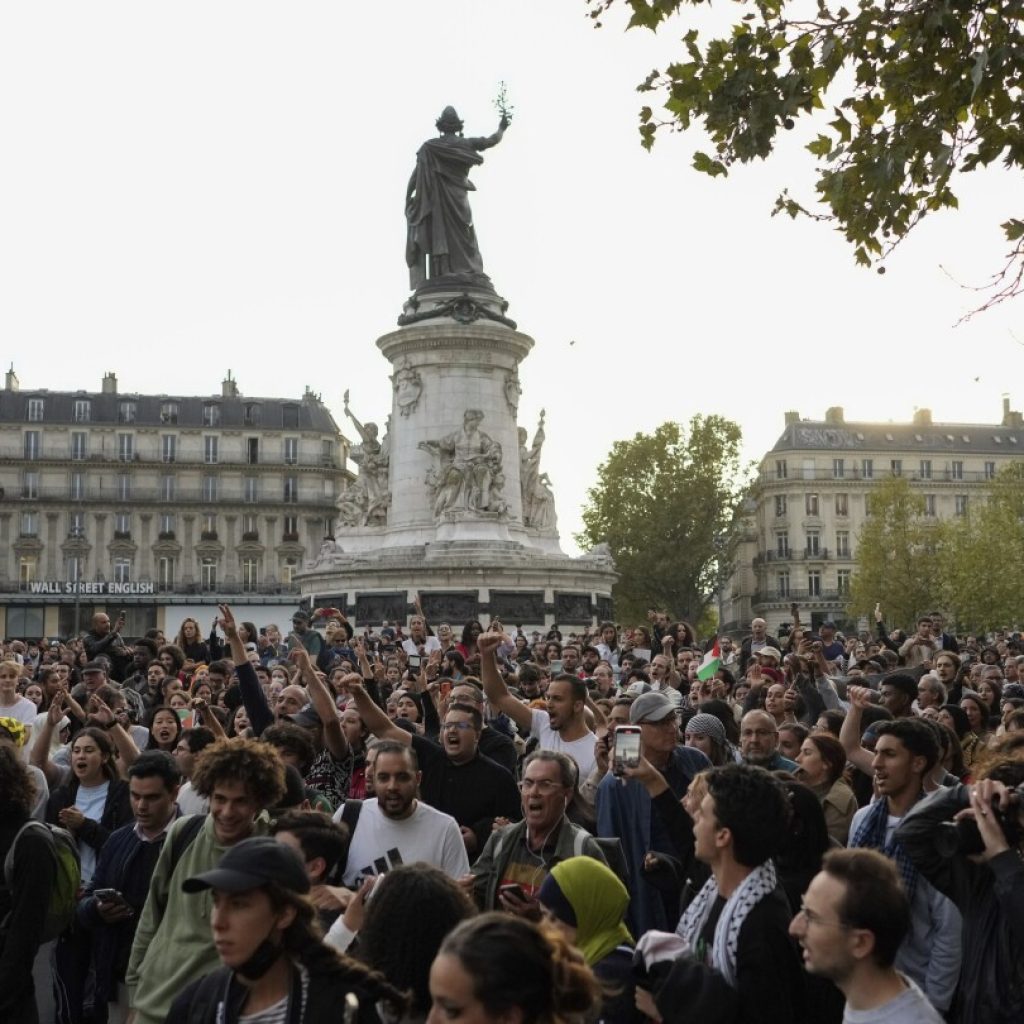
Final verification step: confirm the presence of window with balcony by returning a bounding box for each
[283,515,299,542]
[241,558,260,593]
[985,461,996,480]
[202,512,217,535]
[19,556,37,586]
[836,531,850,557]
[776,571,790,598]
[242,514,259,540]
[247,438,259,465]
[284,438,299,465]
[204,436,219,464]
[321,440,334,466]
[955,494,968,516]
[71,432,88,460]
[116,473,131,501]
[919,459,932,480]
[805,493,819,517]
[282,557,299,584]
[66,555,84,583]
[951,460,964,480]
[202,475,218,502]
[774,459,787,480]
[200,558,218,591]
[774,495,787,517]
[70,472,85,500]
[806,531,821,557]
[118,402,136,424]
[160,475,175,502]
[118,433,134,462]
[861,459,874,479]
[832,458,845,479]
[244,476,259,503]
[203,403,220,427]
[27,398,44,422]
[20,512,38,537]
[113,558,132,583]
[69,511,86,538]
[776,532,790,558]
[73,400,91,422]
[114,512,131,537]
[160,402,179,424]
[22,471,39,499]
[924,494,936,517]
[162,435,177,463]
[890,459,903,477]
[807,570,822,597]
[835,493,849,516]
[283,476,298,504]
[159,513,175,536]
[157,556,175,592]
[837,570,851,595]
[24,431,40,460]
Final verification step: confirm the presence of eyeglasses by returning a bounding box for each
[796,902,849,929]
[443,721,475,732]
[518,779,564,794]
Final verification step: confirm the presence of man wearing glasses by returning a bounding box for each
[345,682,520,857]
[466,750,607,914]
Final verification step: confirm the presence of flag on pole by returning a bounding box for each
[696,637,721,681]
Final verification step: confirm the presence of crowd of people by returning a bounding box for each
[1,601,1023,1023]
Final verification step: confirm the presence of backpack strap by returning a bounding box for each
[339,798,363,836]
[167,815,205,879]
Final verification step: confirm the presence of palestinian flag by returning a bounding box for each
[696,638,721,681]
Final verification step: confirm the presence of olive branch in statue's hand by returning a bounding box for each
[494,81,514,126]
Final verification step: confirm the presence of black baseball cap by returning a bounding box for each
[181,836,310,895]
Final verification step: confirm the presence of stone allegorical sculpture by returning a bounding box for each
[419,409,507,518]
[405,105,509,290]
[337,391,390,526]
[519,410,556,531]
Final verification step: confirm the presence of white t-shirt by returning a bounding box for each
[842,972,944,1023]
[75,780,110,883]
[336,798,469,886]
[176,780,210,816]
[529,708,597,779]
[1,696,37,759]
[401,635,441,657]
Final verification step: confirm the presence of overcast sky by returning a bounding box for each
[2,2,1020,554]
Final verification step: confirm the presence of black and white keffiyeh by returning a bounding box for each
[675,859,778,988]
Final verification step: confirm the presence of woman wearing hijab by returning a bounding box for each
[538,856,643,1024]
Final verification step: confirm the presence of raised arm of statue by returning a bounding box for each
[471,117,509,152]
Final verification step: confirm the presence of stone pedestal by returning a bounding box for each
[296,290,615,628]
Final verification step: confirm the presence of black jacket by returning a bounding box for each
[166,961,386,1024]
[46,777,133,858]
[738,635,781,676]
[897,783,1024,1024]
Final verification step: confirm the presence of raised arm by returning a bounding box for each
[290,648,348,760]
[838,686,875,775]
[347,679,411,746]
[219,603,273,737]
[31,695,66,787]
[479,631,532,733]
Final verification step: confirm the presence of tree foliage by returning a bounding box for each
[578,416,748,625]
[588,0,1024,310]
[941,462,1024,630]
[848,477,949,627]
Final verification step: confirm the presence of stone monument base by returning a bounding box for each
[298,542,615,632]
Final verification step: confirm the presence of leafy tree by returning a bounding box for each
[848,477,949,628]
[578,416,748,625]
[942,462,1024,631]
[588,0,1024,309]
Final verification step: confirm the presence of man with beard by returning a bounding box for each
[346,680,520,856]
[740,710,798,772]
[84,612,132,682]
[335,741,468,885]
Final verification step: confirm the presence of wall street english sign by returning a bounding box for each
[27,581,156,595]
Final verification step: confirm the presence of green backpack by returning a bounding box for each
[3,821,82,941]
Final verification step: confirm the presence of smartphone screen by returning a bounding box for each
[407,654,422,669]
[613,726,642,774]
[549,659,563,674]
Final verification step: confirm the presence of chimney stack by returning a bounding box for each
[4,365,18,392]
[102,372,117,394]
[784,410,800,426]
[912,408,932,426]
[825,407,844,424]
[222,371,239,398]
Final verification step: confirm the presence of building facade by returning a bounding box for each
[720,401,1024,635]
[0,368,350,639]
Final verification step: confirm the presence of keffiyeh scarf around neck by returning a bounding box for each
[676,859,778,988]
[849,795,920,902]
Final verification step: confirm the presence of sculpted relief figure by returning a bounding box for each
[405,106,509,290]
[419,409,507,518]
[394,362,423,417]
[338,391,390,526]
[519,410,556,531]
